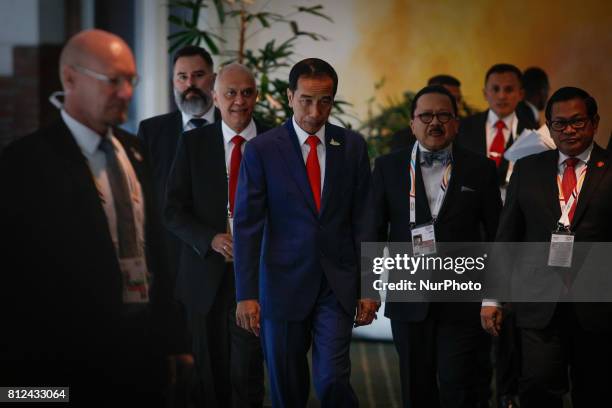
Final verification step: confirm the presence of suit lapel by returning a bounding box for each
[275,121,318,215]
[572,144,609,228]
[320,124,343,216]
[50,120,117,252]
[208,122,229,205]
[435,144,463,222]
[413,146,433,224]
[539,150,562,222]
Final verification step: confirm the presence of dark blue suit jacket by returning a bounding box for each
[233,120,371,321]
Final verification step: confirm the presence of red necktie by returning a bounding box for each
[489,120,506,167]
[228,135,245,216]
[306,135,321,212]
[562,158,579,223]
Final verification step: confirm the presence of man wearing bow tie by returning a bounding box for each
[165,63,266,407]
[233,58,379,407]
[369,85,502,408]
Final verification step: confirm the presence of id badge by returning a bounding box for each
[411,222,437,256]
[548,231,574,268]
[120,257,150,304]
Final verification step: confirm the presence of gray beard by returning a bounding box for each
[174,88,212,116]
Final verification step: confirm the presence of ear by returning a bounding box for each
[482,87,487,100]
[518,88,525,100]
[410,118,416,134]
[592,114,600,130]
[212,90,220,108]
[61,64,76,93]
[286,89,294,105]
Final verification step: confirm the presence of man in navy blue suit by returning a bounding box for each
[233,58,379,407]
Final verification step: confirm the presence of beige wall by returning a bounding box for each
[347,0,612,144]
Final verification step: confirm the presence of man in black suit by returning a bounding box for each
[481,87,612,407]
[370,85,502,407]
[458,64,537,187]
[391,74,466,152]
[165,63,266,408]
[516,67,550,126]
[137,45,220,284]
[0,29,190,406]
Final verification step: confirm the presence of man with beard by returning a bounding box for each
[166,63,266,407]
[0,29,190,406]
[137,45,220,289]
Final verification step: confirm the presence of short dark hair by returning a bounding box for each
[427,74,461,87]
[172,45,213,69]
[485,63,522,86]
[411,85,458,119]
[522,67,549,96]
[545,87,598,122]
[288,58,338,96]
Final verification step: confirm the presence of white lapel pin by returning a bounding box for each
[330,138,341,146]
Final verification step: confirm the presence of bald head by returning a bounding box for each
[60,29,137,135]
[213,63,258,133]
[214,63,256,92]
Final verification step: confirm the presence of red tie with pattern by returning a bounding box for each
[489,120,506,167]
[306,135,321,212]
[228,135,245,216]
[562,158,579,223]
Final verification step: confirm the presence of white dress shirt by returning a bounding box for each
[486,110,518,154]
[181,104,216,132]
[292,116,326,194]
[61,109,145,257]
[221,119,257,174]
[418,142,453,215]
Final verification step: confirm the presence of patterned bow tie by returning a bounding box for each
[421,150,451,167]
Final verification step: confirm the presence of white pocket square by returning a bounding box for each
[461,186,476,192]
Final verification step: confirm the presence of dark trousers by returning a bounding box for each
[519,303,612,408]
[391,312,491,408]
[260,277,357,408]
[189,266,264,408]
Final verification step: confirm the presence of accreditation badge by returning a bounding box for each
[411,222,437,257]
[120,257,150,304]
[548,231,574,268]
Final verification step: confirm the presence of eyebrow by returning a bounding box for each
[176,70,206,75]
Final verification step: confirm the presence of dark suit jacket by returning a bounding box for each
[369,142,502,322]
[495,144,612,331]
[233,121,371,320]
[165,120,269,315]
[457,109,537,185]
[0,120,187,397]
[137,109,221,283]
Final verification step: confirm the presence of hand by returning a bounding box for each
[354,298,381,327]
[167,353,195,386]
[236,300,260,337]
[211,233,233,259]
[480,306,503,336]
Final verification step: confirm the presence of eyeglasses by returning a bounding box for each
[416,112,455,124]
[72,64,139,88]
[549,117,590,132]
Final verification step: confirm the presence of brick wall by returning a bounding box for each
[0,45,62,152]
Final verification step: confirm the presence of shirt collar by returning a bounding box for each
[292,116,325,147]
[487,109,516,130]
[558,142,594,166]
[61,109,111,156]
[221,118,257,145]
[181,104,216,129]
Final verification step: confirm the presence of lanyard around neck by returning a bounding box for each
[409,143,452,227]
[556,164,587,229]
